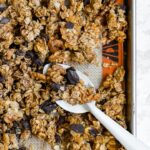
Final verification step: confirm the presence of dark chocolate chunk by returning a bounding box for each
[11,121,21,135]
[51,82,60,91]
[89,128,99,137]
[25,51,35,59]
[99,99,107,105]
[66,67,79,85]
[9,43,20,49]
[57,116,65,125]
[25,51,43,66]
[0,75,5,83]
[22,118,30,129]
[70,124,84,133]
[64,0,71,8]
[15,50,25,56]
[34,58,43,66]
[0,4,7,12]
[0,17,10,24]
[40,100,57,114]
[65,22,74,29]
[55,134,61,143]
[83,0,90,5]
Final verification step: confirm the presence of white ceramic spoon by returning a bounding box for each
[43,64,150,150]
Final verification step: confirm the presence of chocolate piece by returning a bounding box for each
[0,4,7,12]
[51,82,60,91]
[22,118,30,129]
[15,50,25,56]
[25,51,35,59]
[0,17,10,24]
[55,134,61,143]
[89,128,99,137]
[83,0,90,5]
[65,22,74,29]
[66,67,79,85]
[70,124,84,133]
[34,58,43,66]
[40,100,57,114]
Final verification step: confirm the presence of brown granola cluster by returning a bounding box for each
[100,1,127,44]
[61,81,100,104]
[0,0,127,64]
[97,67,126,128]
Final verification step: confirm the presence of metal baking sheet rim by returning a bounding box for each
[127,0,137,136]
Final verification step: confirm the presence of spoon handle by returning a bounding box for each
[87,102,150,150]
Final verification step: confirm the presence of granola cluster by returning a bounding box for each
[0,0,127,64]
[100,1,127,44]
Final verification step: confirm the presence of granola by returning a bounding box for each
[0,0,126,64]
[0,57,126,149]
[0,0,127,149]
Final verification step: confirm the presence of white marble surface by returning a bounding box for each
[137,0,150,147]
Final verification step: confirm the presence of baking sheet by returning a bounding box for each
[24,0,136,149]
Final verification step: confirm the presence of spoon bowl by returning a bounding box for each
[43,63,94,113]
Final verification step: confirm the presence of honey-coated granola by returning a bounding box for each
[0,0,127,149]
[0,0,127,64]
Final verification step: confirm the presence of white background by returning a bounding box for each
[137,0,150,147]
